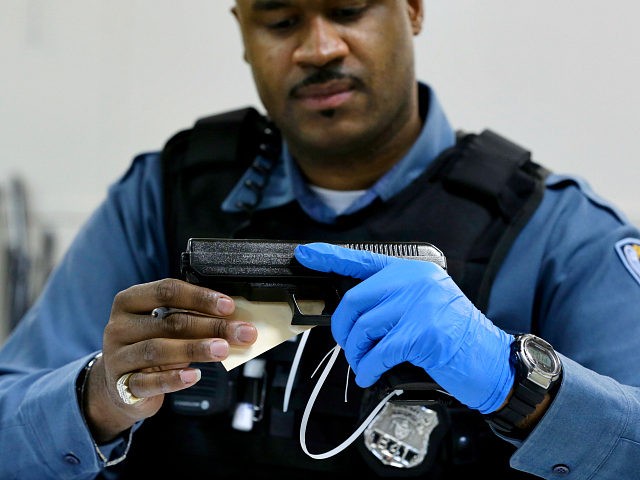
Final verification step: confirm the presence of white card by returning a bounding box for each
[221,297,325,371]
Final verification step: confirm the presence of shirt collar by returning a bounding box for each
[222,82,456,223]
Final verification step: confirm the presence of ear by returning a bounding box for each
[231,5,250,63]
[406,0,424,35]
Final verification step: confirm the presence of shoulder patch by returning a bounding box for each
[616,238,640,286]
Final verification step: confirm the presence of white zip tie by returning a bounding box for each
[299,343,404,459]
[283,329,311,413]
[344,364,351,402]
[310,342,339,378]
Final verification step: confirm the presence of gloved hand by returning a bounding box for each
[294,242,515,414]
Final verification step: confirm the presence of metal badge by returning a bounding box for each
[364,402,439,468]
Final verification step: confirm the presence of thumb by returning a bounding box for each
[294,243,392,280]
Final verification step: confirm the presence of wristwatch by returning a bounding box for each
[486,333,562,439]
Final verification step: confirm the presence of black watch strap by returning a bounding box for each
[486,373,546,439]
[485,334,562,439]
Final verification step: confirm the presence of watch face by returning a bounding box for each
[522,335,561,376]
[528,342,556,373]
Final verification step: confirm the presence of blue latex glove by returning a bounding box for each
[294,242,515,414]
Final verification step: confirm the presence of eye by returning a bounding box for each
[332,6,366,22]
[267,16,299,31]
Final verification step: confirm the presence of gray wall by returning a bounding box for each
[2,0,640,261]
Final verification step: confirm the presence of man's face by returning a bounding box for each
[233,0,423,158]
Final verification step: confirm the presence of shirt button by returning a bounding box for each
[64,453,81,465]
[552,464,570,475]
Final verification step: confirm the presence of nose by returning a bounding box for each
[292,17,349,67]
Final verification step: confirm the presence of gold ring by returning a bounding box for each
[116,373,143,405]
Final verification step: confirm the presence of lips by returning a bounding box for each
[292,79,356,110]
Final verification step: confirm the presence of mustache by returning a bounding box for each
[290,69,361,96]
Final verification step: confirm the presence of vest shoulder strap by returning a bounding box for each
[161,106,279,275]
[446,129,547,216]
[442,129,549,308]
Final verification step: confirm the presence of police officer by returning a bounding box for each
[1,1,640,479]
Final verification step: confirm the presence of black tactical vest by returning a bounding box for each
[108,107,548,479]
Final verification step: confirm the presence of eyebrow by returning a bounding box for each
[251,0,292,11]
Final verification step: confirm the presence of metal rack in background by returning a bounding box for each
[0,177,56,344]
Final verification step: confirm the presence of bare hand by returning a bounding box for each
[83,278,257,442]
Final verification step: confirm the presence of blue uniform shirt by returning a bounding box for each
[1,84,640,479]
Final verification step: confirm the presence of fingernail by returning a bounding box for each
[179,368,201,384]
[234,324,257,343]
[217,296,234,315]
[210,340,228,358]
